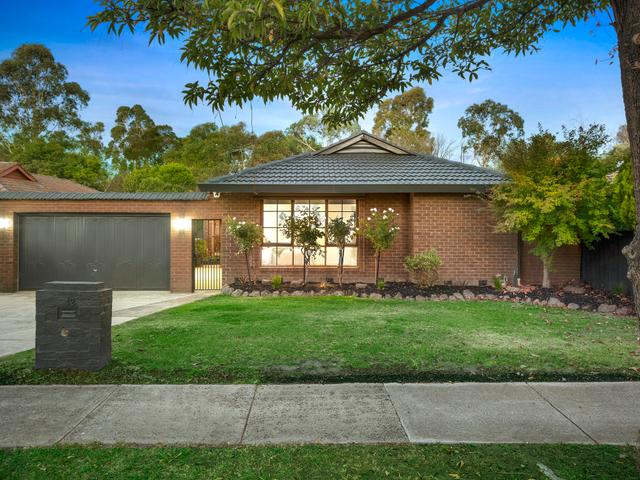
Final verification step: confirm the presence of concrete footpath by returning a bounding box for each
[1,382,638,448]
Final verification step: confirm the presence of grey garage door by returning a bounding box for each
[19,214,170,290]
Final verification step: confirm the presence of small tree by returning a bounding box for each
[404,248,442,287]
[327,215,355,286]
[359,208,400,285]
[226,216,262,284]
[280,206,324,285]
[491,125,614,288]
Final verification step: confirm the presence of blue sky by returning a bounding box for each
[0,2,624,158]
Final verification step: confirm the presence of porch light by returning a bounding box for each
[0,217,11,230]
[172,217,191,232]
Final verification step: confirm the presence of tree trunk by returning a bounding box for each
[244,250,252,284]
[303,253,309,285]
[542,262,550,289]
[374,250,381,286]
[612,1,640,346]
[337,247,344,286]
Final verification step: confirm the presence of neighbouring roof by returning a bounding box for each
[0,192,210,201]
[0,161,97,193]
[200,131,504,193]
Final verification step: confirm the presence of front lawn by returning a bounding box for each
[0,296,638,384]
[0,444,636,480]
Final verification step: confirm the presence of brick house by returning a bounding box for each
[0,133,579,293]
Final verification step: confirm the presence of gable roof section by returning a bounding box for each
[315,131,412,155]
[200,132,504,194]
[0,161,97,193]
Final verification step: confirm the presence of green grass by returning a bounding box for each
[1,296,638,384]
[0,444,636,479]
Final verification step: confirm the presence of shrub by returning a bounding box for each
[327,215,355,286]
[280,206,324,285]
[492,274,506,291]
[376,279,385,290]
[226,217,262,284]
[271,275,283,289]
[359,207,400,284]
[404,248,442,287]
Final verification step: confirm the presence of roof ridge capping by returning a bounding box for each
[313,131,414,155]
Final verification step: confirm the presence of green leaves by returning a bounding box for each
[89,1,608,126]
[491,125,615,267]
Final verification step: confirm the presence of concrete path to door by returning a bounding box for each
[0,291,214,357]
[0,382,638,448]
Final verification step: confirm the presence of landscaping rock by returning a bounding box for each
[615,306,633,316]
[405,296,415,301]
[242,291,249,297]
[249,291,261,297]
[354,283,368,289]
[260,290,271,297]
[452,292,465,301]
[563,285,586,295]
[597,303,617,314]
[485,293,497,300]
[333,290,344,296]
[261,279,271,286]
[221,285,234,295]
[415,295,426,301]
[581,304,592,311]
[290,280,303,287]
[438,294,449,301]
[369,293,383,300]
[271,291,280,297]
[231,289,243,297]
[291,290,304,297]
[462,289,475,300]
[505,286,520,293]
[280,291,290,297]
[393,292,403,300]
[567,303,580,310]
[547,297,565,308]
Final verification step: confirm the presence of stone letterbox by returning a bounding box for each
[35,281,112,370]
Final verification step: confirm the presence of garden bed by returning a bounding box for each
[224,281,635,316]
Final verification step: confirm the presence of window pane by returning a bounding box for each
[263,228,277,243]
[326,247,340,266]
[343,201,357,213]
[309,200,325,212]
[264,200,279,211]
[278,200,292,210]
[263,211,278,228]
[278,227,291,244]
[277,247,293,265]
[261,247,277,266]
[277,210,290,227]
[293,247,304,266]
[344,247,357,266]
[310,249,325,266]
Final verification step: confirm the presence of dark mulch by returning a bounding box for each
[229,280,636,314]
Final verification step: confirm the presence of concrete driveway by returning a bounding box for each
[0,291,212,357]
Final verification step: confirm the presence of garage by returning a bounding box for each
[18,214,170,290]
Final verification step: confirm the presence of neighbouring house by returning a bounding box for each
[0,132,580,293]
[0,162,97,193]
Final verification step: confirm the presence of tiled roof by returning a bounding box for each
[200,131,504,193]
[0,192,210,201]
[200,152,504,193]
[0,162,97,193]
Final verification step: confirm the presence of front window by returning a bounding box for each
[261,199,357,267]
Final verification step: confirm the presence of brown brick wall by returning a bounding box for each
[0,192,582,291]
[519,241,581,287]
[0,198,225,292]
[410,193,518,286]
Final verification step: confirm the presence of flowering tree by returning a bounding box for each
[280,206,324,285]
[327,215,355,286]
[226,216,262,284]
[359,207,400,285]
